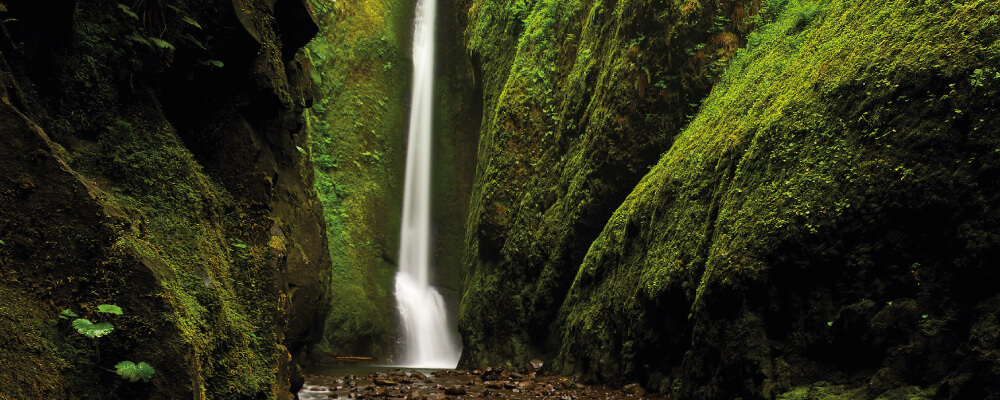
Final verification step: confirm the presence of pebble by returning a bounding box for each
[622,383,645,396]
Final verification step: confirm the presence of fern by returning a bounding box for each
[115,361,156,382]
[149,37,175,51]
[182,16,202,29]
[117,3,139,20]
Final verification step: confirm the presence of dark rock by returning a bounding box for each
[444,386,467,396]
[372,387,387,397]
[517,382,535,391]
[480,367,503,381]
[509,372,524,380]
[374,379,397,386]
[525,359,544,374]
[622,383,645,396]
[503,382,518,390]
[484,381,502,389]
[407,391,425,400]
[411,371,428,380]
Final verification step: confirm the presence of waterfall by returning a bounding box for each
[394,0,461,369]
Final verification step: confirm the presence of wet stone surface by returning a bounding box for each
[298,367,670,400]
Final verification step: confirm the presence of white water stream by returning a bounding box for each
[393,0,461,369]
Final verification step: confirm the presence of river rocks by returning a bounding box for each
[302,370,672,400]
[407,390,425,400]
[526,359,544,374]
[479,367,504,381]
[622,383,645,396]
[443,386,467,395]
[374,378,397,386]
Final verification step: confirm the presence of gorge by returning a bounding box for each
[1,0,1000,399]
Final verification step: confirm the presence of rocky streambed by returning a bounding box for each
[298,365,665,400]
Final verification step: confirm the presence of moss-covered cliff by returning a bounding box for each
[557,0,1000,397]
[460,0,1000,398]
[302,0,411,360]
[458,0,759,366]
[0,0,327,398]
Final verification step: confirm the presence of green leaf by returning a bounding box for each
[126,34,152,47]
[149,37,175,51]
[115,361,155,382]
[233,243,247,249]
[98,304,123,315]
[182,16,202,29]
[209,60,224,68]
[826,321,833,327]
[185,34,207,50]
[72,319,114,338]
[296,146,307,154]
[0,239,5,245]
[60,309,78,319]
[922,314,929,319]
[117,3,138,20]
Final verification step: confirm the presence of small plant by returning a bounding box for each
[115,361,156,382]
[61,304,156,383]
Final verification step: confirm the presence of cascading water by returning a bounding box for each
[393,0,461,369]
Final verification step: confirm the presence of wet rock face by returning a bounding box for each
[0,0,325,398]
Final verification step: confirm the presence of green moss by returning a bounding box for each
[0,285,69,398]
[305,0,410,359]
[777,384,864,399]
[554,0,1000,396]
[69,112,283,398]
[459,0,760,366]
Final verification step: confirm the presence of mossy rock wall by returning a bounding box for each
[302,0,411,360]
[0,0,327,398]
[553,0,1000,398]
[457,0,760,366]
